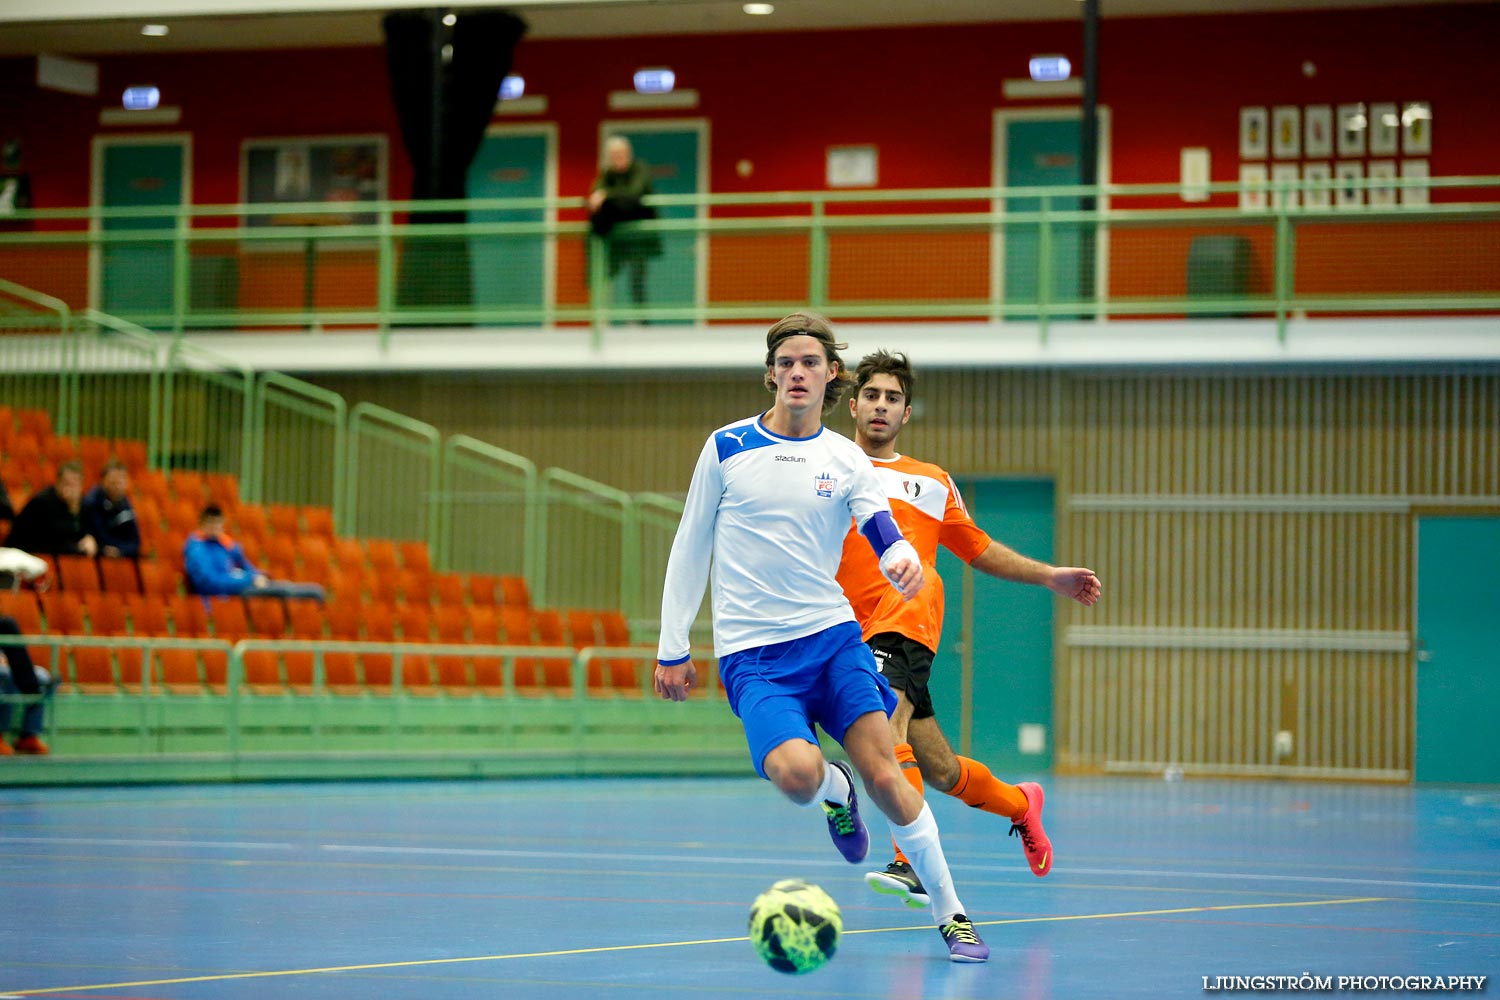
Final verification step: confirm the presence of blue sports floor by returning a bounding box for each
[1,775,1496,998]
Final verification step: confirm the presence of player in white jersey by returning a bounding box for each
[655,312,988,962]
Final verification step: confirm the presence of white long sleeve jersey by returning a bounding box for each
[657,414,897,662]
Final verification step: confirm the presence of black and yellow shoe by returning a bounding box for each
[865,859,930,909]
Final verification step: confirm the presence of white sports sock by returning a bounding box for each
[890,802,965,924]
[805,758,852,807]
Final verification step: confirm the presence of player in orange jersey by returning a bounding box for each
[836,350,1101,907]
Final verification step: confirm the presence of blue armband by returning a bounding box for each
[658,654,692,667]
[860,509,903,557]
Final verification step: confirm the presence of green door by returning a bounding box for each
[931,478,1056,775]
[1415,515,1500,783]
[603,125,701,321]
[98,138,186,324]
[1001,117,1089,319]
[467,127,550,324]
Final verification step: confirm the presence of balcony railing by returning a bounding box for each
[1,176,1496,344]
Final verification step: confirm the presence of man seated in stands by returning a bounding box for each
[0,614,54,755]
[81,460,141,559]
[3,461,97,557]
[184,505,324,601]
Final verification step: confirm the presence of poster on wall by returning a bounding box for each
[1271,106,1300,159]
[1239,107,1268,159]
[1368,103,1399,155]
[1271,163,1300,209]
[1239,163,1269,211]
[1402,101,1432,154]
[1303,162,1332,209]
[1304,105,1333,158]
[1337,103,1367,157]
[1401,159,1430,206]
[243,135,385,228]
[1335,161,1364,209]
[826,145,878,188]
[1368,160,1397,207]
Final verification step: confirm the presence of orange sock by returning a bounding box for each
[890,743,924,865]
[947,755,1029,821]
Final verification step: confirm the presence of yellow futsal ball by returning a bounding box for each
[748,879,842,974]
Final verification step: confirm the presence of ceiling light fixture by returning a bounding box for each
[141,24,169,36]
[442,13,457,26]
[743,3,775,14]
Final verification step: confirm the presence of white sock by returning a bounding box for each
[890,802,965,924]
[805,758,852,807]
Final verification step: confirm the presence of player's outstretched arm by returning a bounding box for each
[971,541,1101,606]
[654,660,698,701]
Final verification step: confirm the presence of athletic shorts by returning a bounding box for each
[718,620,897,779]
[867,631,936,720]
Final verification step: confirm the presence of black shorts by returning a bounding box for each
[867,632,936,720]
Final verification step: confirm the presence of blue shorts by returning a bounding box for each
[719,620,897,779]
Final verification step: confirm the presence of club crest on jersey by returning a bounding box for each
[814,473,837,498]
[903,480,922,498]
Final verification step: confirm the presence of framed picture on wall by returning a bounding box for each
[1402,101,1432,154]
[1369,102,1399,155]
[826,145,878,188]
[1304,105,1333,157]
[1368,160,1397,207]
[1401,158,1430,206]
[1271,163,1300,209]
[1239,163,1269,211]
[1335,160,1364,209]
[1271,106,1300,158]
[1303,162,1332,208]
[1239,106,1268,159]
[242,134,386,229]
[1337,103,1367,157]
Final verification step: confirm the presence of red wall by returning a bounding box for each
[1,4,1495,312]
[2,4,1496,209]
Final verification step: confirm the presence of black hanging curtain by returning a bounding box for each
[383,7,527,311]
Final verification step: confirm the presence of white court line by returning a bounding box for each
[5,835,1493,894]
[0,836,293,850]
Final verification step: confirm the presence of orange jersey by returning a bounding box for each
[836,453,991,652]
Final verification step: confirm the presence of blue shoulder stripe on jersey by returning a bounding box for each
[658,654,692,667]
[861,508,903,556]
[715,425,778,462]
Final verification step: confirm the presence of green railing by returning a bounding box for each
[1,176,1495,344]
[0,306,689,609]
[4,634,734,783]
[347,401,443,547]
[438,434,539,580]
[254,371,348,516]
[535,466,636,614]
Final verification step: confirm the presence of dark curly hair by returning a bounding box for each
[852,350,914,406]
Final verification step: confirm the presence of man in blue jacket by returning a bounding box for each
[81,461,141,559]
[183,505,324,601]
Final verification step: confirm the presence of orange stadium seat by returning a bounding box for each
[70,647,117,693]
[267,504,301,536]
[56,555,101,592]
[39,592,85,634]
[112,439,148,475]
[98,557,142,593]
[168,470,208,507]
[124,594,170,637]
[0,591,43,635]
[499,575,531,608]
[301,506,334,539]
[364,540,398,575]
[432,572,466,606]
[246,597,288,638]
[360,602,396,690]
[83,592,128,636]
[467,573,499,606]
[235,504,270,550]
[154,649,203,693]
[398,541,432,574]
[138,561,181,597]
[205,473,241,512]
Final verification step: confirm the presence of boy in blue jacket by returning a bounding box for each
[184,505,323,601]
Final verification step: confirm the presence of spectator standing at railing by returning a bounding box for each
[3,461,97,557]
[0,613,53,755]
[183,505,324,602]
[81,460,141,559]
[587,136,662,311]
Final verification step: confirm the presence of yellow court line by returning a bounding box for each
[6,896,1389,996]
